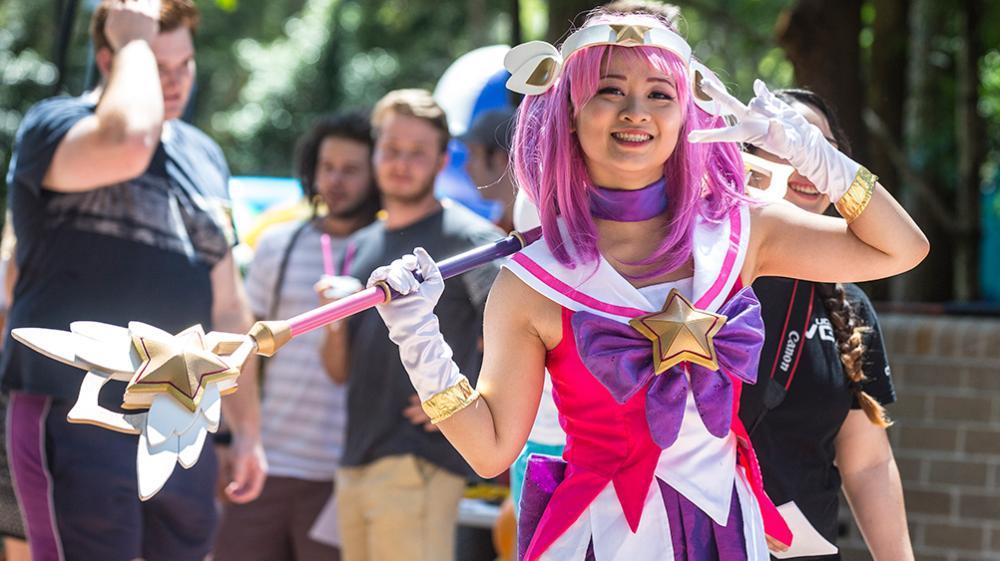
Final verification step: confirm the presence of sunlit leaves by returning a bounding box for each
[215,0,239,13]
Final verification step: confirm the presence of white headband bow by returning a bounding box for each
[504,21,729,117]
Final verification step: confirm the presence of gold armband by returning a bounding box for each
[835,167,877,223]
[421,377,481,424]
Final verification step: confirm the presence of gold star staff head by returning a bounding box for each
[125,325,240,412]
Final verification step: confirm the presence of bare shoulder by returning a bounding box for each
[744,200,811,284]
[749,198,797,228]
[485,267,563,350]
[743,203,779,285]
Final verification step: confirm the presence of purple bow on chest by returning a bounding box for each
[571,287,764,449]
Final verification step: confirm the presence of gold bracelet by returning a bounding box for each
[835,167,877,223]
[421,376,481,424]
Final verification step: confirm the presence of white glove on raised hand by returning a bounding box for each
[368,247,464,402]
[687,79,861,203]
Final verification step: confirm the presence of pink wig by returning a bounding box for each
[511,18,747,278]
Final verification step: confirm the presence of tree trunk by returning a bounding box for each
[775,0,869,164]
[510,0,522,46]
[953,0,984,301]
[864,0,909,301]
[891,0,949,301]
[868,0,908,190]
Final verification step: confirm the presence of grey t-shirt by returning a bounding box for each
[341,202,502,476]
[245,221,349,481]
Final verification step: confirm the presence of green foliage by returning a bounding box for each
[0,1,59,171]
[207,0,340,175]
[214,0,239,12]
[521,0,549,40]
[671,0,794,98]
[0,0,519,181]
[203,0,516,176]
[980,0,1000,186]
[981,48,1000,187]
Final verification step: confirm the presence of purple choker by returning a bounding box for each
[590,177,669,222]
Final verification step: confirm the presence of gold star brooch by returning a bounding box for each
[629,288,728,374]
[125,325,240,412]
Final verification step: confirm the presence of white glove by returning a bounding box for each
[688,79,861,203]
[367,247,464,401]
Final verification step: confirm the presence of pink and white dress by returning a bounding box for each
[503,202,792,561]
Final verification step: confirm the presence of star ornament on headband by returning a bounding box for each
[504,19,729,117]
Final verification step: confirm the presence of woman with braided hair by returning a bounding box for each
[739,88,914,560]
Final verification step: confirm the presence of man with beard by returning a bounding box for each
[325,89,502,561]
[213,111,380,561]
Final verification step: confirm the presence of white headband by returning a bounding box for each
[504,20,729,117]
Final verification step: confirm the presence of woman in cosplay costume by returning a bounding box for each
[367,9,928,561]
[739,89,914,559]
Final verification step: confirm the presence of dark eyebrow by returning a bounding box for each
[599,73,675,86]
[649,77,675,86]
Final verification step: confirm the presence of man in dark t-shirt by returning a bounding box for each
[326,89,501,561]
[342,203,500,475]
[3,2,264,560]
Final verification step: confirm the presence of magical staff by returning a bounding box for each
[248,227,542,356]
[11,227,541,499]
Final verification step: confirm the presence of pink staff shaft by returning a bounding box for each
[284,228,541,339]
[288,286,385,337]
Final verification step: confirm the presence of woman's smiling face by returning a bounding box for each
[751,100,838,214]
[575,48,685,190]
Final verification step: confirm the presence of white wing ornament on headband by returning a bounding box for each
[689,60,725,117]
[742,152,792,202]
[13,322,251,500]
[503,19,733,118]
[505,41,562,96]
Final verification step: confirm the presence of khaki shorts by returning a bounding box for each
[337,455,466,561]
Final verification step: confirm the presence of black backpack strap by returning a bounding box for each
[267,220,313,319]
[259,220,313,384]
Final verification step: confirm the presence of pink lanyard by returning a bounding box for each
[320,233,355,276]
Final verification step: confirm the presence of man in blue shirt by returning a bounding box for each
[3,1,265,559]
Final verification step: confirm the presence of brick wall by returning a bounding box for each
[838,313,1000,561]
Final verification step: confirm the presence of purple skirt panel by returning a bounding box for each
[518,454,747,561]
